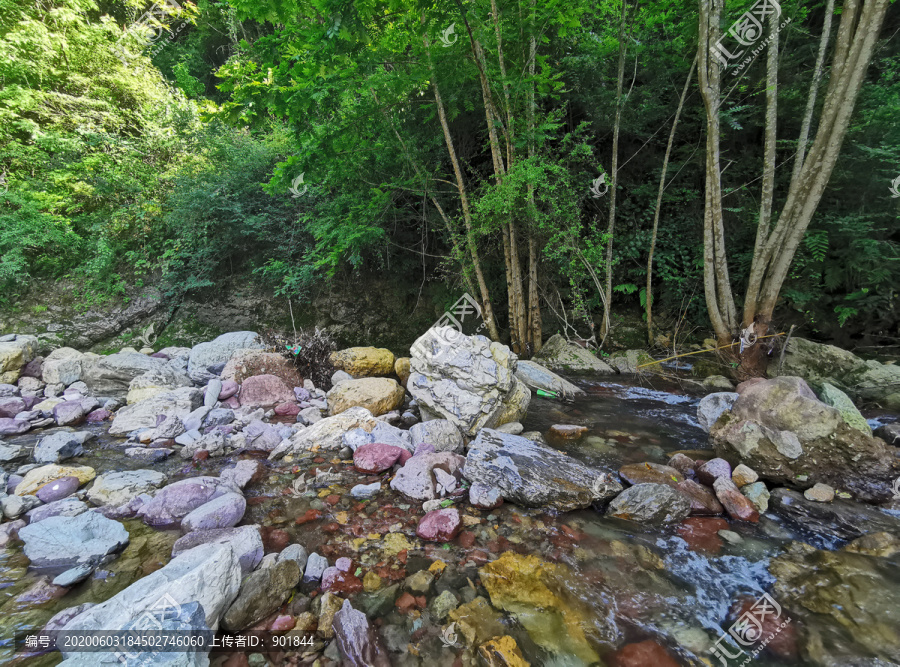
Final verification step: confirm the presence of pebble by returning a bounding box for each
[804,482,835,503]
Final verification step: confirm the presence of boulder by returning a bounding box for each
[326,378,405,417]
[710,376,897,501]
[19,511,130,569]
[463,428,622,511]
[221,559,301,632]
[41,347,84,386]
[0,335,38,383]
[0,442,27,462]
[239,374,295,409]
[87,470,167,507]
[408,328,530,436]
[696,392,739,432]
[270,406,378,458]
[530,334,615,374]
[390,452,465,501]
[181,493,246,533]
[27,497,89,524]
[618,462,683,487]
[16,464,95,496]
[34,430,94,464]
[126,361,192,405]
[220,349,302,389]
[81,352,168,396]
[136,476,234,527]
[330,347,395,377]
[606,483,691,525]
[109,387,203,436]
[394,357,411,386]
[342,420,413,452]
[768,488,900,542]
[514,359,586,398]
[171,525,263,575]
[188,331,265,383]
[408,419,464,453]
[61,541,242,641]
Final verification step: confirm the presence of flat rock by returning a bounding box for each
[188,331,265,384]
[181,492,246,533]
[19,511,129,570]
[36,476,80,502]
[770,488,900,542]
[109,387,203,436]
[619,462,683,487]
[34,430,94,464]
[27,498,89,524]
[329,347,395,377]
[353,443,409,473]
[514,359,585,399]
[270,406,378,458]
[607,483,691,525]
[136,476,233,527]
[463,428,622,511]
[390,452,465,501]
[171,525,263,575]
[87,470,167,507]
[16,464,95,496]
[221,559,301,632]
[531,333,615,374]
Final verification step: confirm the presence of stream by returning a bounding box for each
[2,374,899,666]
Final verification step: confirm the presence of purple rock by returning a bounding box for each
[0,397,26,418]
[150,353,170,360]
[86,409,112,423]
[294,387,310,402]
[136,477,232,527]
[697,458,733,487]
[180,493,247,532]
[7,474,24,494]
[336,556,352,572]
[53,400,85,426]
[0,418,30,435]
[22,395,41,410]
[36,476,80,502]
[321,565,341,591]
[218,380,239,400]
[21,358,44,378]
[413,443,436,456]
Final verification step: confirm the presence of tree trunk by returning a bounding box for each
[525,0,542,353]
[646,56,696,345]
[601,0,629,337]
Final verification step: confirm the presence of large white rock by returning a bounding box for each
[126,359,193,405]
[42,347,85,386]
[409,419,465,453]
[408,327,530,437]
[187,332,264,383]
[530,334,615,373]
[81,352,169,396]
[61,541,242,648]
[87,470,168,507]
[109,387,203,436]
[269,406,378,458]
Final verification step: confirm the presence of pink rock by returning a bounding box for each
[713,477,760,522]
[269,615,295,633]
[0,418,30,435]
[697,458,732,487]
[274,402,300,416]
[353,443,408,474]
[53,400,85,427]
[676,479,724,516]
[0,398,25,419]
[222,396,240,409]
[219,380,239,400]
[416,509,461,542]
[238,374,295,409]
[736,377,765,394]
[86,409,112,423]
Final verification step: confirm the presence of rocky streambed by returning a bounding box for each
[0,329,898,667]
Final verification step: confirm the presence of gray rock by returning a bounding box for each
[270,407,379,458]
[390,452,465,501]
[333,599,389,667]
[514,359,586,398]
[703,375,734,391]
[409,419,464,453]
[408,328,530,436]
[179,430,226,460]
[34,430,94,464]
[180,492,246,532]
[463,428,622,511]
[219,460,264,490]
[221,559,301,632]
[182,406,212,432]
[175,429,200,446]
[277,544,308,572]
[188,332,264,384]
[468,482,502,509]
[204,379,223,408]
[351,482,381,499]
[171,525,263,575]
[126,362,192,403]
[769,487,900,542]
[203,408,234,429]
[41,348,85,386]
[875,422,900,447]
[303,552,328,583]
[0,442,27,462]
[2,493,42,519]
[60,541,242,643]
[331,370,353,385]
[109,387,203,436]
[124,447,174,463]
[81,352,168,396]
[53,563,94,587]
[495,421,523,435]
[607,483,691,525]
[819,382,871,434]
[298,406,322,425]
[19,511,130,569]
[343,420,414,452]
[696,392,739,432]
[27,498,89,524]
[87,470,167,507]
[530,333,616,374]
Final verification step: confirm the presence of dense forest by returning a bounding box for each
[1,0,898,357]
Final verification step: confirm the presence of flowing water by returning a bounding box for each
[2,376,898,666]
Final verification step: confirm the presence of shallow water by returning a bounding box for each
[1,376,897,666]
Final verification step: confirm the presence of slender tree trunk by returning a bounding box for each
[697,0,738,344]
[426,35,501,341]
[646,56,696,345]
[526,0,542,353]
[601,0,629,337]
